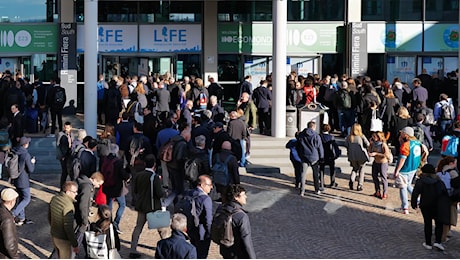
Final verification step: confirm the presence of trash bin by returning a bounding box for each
[286,105,297,137]
[297,104,329,133]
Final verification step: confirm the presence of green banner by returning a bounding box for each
[218,23,341,54]
[0,24,58,53]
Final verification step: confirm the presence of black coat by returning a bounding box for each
[218,201,256,259]
[102,155,130,198]
[79,149,97,178]
[411,174,451,225]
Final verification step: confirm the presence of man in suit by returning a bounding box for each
[9,104,23,147]
[252,80,272,135]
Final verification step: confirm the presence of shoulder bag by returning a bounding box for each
[146,173,170,229]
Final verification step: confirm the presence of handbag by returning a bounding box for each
[370,109,383,132]
[146,173,170,230]
[395,174,407,189]
[85,230,108,259]
[108,224,121,259]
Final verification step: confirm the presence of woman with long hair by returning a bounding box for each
[381,88,400,142]
[391,106,413,155]
[345,123,370,191]
[368,131,392,199]
[87,205,120,258]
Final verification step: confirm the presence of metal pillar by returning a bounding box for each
[272,0,287,138]
[84,0,98,137]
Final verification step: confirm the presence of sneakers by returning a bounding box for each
[373,191,381,198]
[315,190,321,195]
[15,218,33,226]
[394,208,410,214]
[422,242,432,250]
[327,182,338,188]
[433,243,445,251]
[381,194,388,200]
[357,185,363,191]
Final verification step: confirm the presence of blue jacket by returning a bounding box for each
[12,146,34,188]
[156,127,179,151]
[155,230,197,259]
[186,188,213,242]
[296,128,324,165]
[285,139,301,162]
[79,149,97,178]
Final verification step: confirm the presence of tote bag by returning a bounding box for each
[85,231,108,259]
[370,109,383,132]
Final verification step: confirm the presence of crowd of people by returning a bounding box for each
[286,70,460,251]
[1,67,460,257]
[0,70,263,259]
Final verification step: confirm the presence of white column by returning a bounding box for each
[272,0,287,138]
[84,0,98,137]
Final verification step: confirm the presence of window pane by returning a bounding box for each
[288,0,344,21]
[362,0,421,21]
[218,1,272,22]
[426,0,459,21]
[99,1,137,22]
[139,1,202,23]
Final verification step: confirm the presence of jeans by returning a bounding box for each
[107,195,126,228]
[399,170,416,209]
[338,109,355,136]
[240,139,246,167]
[438,119,452,141]
[12,187,31,220]
[291,160,303,187]
[320,161,335,185]
[371,162,388,194]
[301,162,320,193]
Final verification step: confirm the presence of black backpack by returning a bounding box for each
[54,87,65,107]
[174,191,202,237]
[184,157,200,182]
[211,206,242,247]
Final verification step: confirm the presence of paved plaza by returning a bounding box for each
[1,114,460,259]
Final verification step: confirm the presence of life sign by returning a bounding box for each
[153,26,186,42]
[99,27,123,43]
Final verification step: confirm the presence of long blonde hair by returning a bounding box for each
[349,123,363,142]
[396,106,411,119]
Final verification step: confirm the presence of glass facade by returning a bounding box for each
[76,0,202,23]
[287,0,345,21]
[362,0,422,21]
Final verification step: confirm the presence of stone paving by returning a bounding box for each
[2,114,460,259]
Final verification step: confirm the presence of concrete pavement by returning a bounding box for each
[2,114,460,258]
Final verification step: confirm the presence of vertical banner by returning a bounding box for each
[59,22,77,104]
[350,23,368,78]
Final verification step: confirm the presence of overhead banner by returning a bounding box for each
[0,24,57,53]
[218,23,341,54]
[424,24,458,52]
[77,24,138,52]
[139,24,201,52]
[367,23,423,53]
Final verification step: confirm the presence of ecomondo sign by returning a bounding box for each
[218,23,341,54]
[0,24,57,53]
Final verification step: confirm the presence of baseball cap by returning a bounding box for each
[1,188,19,202]
[400,126,414,137]
[19,137,31,146]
